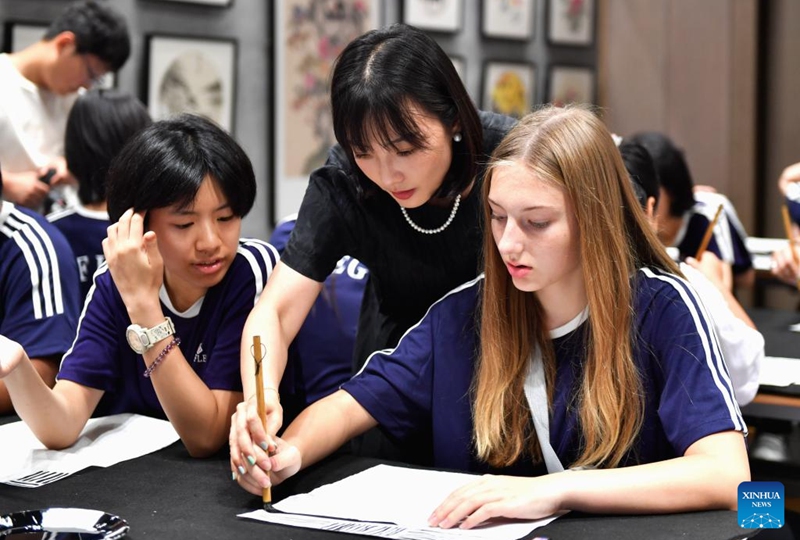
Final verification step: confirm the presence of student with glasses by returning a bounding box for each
[0,0,130,211]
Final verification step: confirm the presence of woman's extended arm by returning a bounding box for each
[429,430,749,529]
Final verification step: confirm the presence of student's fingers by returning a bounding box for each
[268,441,302,484]
[129,211,146,242]
[234,400,267,472]
[143,231,163,270]
[116,208,134,240]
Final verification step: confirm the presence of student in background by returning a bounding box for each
[48,90,152,301]
[269,215,367,424]
[619,140,763,406]
[627,132,755,288]
[0,0,130,211]
[771,161,800,285]
[0,115,278,457]
[236,23,516,462]
[0,166,81,414]
[232,106,749,523]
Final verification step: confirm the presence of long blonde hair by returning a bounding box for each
[473,105,679,468]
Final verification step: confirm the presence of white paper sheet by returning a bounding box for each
[758,356,800,387]
[238,464,561,540]
[746,237,788,255]
[0,413,179,487]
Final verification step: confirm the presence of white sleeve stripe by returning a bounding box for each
[354,274,485,378]
[4,224,44,319]
[640,268,744,432]
[60,264,107,369]
[8,210,65,314]
[238,239,280,306]
[651,267,733,392]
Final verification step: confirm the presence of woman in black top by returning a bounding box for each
[233,24,515,473]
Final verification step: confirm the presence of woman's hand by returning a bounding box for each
[102,209,164,316]
[0,335,27,378]
[428,474,564,530]
[229,394,284,492]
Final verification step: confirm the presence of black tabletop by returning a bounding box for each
[0,425,765,540]
[749,308,800,397]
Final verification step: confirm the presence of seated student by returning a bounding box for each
[619,141,763,406]
[627,132,755,288]
[231,106,749,523]
[0,114,278,457]
[48,89,152,301]
[269,215,368,423]
[0,166,81,414]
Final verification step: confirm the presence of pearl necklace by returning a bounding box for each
[400,194,461,235]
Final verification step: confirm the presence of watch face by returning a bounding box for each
[126,327,145,353]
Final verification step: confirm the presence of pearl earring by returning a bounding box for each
[453,132,462,143]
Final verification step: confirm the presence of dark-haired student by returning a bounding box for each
[620,141,763,406]
[627,132,755,288]
[48,89,152,301]
[234,23,516,463]
[0,0,130,210]
[0,115,278,457]
[232,106,749,524]
[0,166,81,414]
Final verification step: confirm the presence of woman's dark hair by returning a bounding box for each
[106,114,256,223]
[626,131,694,217]
[619,140,660,210]
[66,89,152,206]
[331,23,482,199]
[44,0,130,71]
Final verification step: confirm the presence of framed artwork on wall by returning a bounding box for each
[147,0,233,6]
[548,65,595,105]
[403,0,463,34]
[482,0,535,41]
[2,21,47,53]
[273,0,381,224]
[3,20,116,89]
[547,0,595,46]
[145,34,237,133]
[482,61,536,119]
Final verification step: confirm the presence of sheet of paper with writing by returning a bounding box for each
[0,413,179,487]
[238,464,561,540]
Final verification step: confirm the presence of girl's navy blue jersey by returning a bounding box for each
[56,239,279,418]
[342,268,745,474]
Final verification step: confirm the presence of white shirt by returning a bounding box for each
[680,262,763,405]
[0,53,76,173]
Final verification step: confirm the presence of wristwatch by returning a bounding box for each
[126,317,176,354]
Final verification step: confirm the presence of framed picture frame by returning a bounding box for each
[272,0,381,224]
[2,21,47,53]
[147,0,233,6]
[403,0,463,34]
[481,0,535,41]
[2,20,116,89]
[144,34,237,133]
[482,61,536,119]
[547,0,595,46]
[547,65,595,105]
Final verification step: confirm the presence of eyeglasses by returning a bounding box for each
[80,54,106,88]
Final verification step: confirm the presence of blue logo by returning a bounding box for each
[738,481,784,529]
